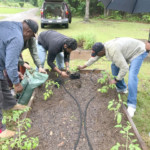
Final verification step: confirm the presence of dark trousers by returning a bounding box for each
[0,79,17,130]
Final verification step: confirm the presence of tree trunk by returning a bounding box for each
[104,7,110,16]
[84,0,90,22]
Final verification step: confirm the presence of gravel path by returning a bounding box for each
[0,8,40,21]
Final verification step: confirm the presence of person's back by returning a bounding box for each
[105,37,146,63]
[0,21,24,80]
[38,30,68,51]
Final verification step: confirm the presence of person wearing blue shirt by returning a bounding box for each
[0,19,38,138]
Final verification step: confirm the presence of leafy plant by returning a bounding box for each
[112,122,141,150]
[1,107,39,150]
[107,94,141,150]
[108,94,123,124]
[73,33,96,50]
[44,79,60,100]
[97,71,115,93]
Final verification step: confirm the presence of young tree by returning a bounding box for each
[84,0,90,22]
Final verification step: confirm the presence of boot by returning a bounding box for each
[0,129,15,138]
[12,103,27,110]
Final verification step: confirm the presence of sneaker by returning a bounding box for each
[11,103,27,110]
[0,129,15,138]
[127,106,136,118]
[116,88,128,94]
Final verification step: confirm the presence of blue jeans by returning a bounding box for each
[36,42,64,70]
[111,52,148,108]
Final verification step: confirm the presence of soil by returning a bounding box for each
[26,71,140,150]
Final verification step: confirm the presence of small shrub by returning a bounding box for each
[142,14,150,23]
[19,2,24,8]
[74,33,96,50]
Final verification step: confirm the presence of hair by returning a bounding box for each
[64,38,77,50]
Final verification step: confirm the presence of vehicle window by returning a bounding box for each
[44,2,66,19]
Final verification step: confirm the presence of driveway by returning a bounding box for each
[0,8,40,21]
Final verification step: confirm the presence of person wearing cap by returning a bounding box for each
[5,19,46,96]
[77,37,150,118]
[37,30,77,78]
[20,19,46,73]
[0,19,39,138]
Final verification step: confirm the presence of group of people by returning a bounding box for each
[0,19,150,139]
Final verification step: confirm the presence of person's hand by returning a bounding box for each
[77,66,83,70]
[61,71,69,78]
[23,63,31,69]
[14,83,23,93]
[18,72,24,80]
[39,67,47,74]
[109,79,117,84]
[145,42,150,51]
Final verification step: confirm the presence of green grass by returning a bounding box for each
[0,7,29,14]
[2,17,150,149]
[38,17,150,43]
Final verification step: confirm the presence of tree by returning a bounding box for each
[84,0,90,22]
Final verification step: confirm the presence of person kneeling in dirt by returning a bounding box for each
[37,30,77,78]
[0,19,39,138]
[77,37,150,118]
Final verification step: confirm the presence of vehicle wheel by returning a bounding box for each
[41,23,44,28]
[65,24,69,28]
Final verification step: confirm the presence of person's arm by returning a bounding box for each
[77,56,100,70]
[5,37,23,93]
[28,38,42,67]
[53,66,69,78]
[65,61,70,72]
[47,50,68,77]
[110,51,129,84]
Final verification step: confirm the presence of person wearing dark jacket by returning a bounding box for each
[0,19,38,138]
[37,30,77,77]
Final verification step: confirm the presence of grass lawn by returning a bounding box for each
[22,17,150,149]
[0,7,29,14]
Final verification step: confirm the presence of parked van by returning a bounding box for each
[40,0,72,28]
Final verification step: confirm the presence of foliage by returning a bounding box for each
[1,107,39,150]
[19,2,24,7]
[112,122,141,150]
[44,79,60,100]
[97,71,115,93]
[73,33,96,50]
[107,94,141,150]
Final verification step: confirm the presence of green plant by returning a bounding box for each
[44,79,60,100]
[73,33,95,50]
[19,2,24,7]
[107,94,141,150]
[108,94,123,124]
[112,122,141,150]
[97,71,115,93]
[1,107,39,150]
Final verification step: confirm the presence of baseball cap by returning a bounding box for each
[24,19,38,37]
[91,42,104,57]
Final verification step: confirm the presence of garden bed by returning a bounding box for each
[25,70,147,150]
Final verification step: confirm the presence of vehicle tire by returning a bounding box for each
[41,23,44,28]
[65,24,69,28]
